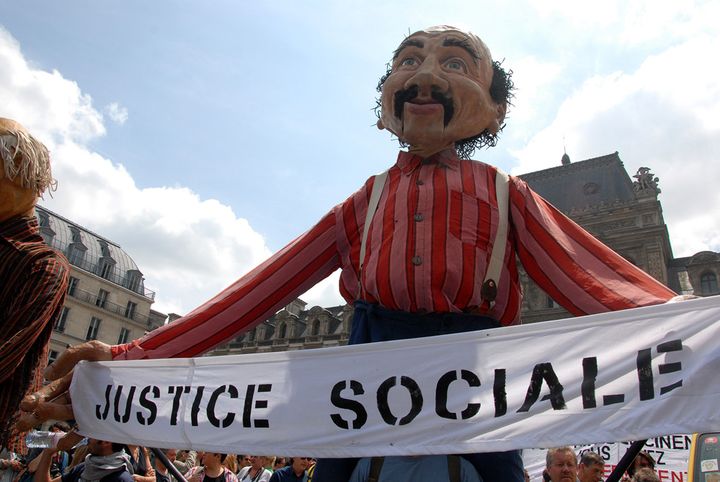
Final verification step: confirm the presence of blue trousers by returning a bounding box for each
[312,301,525,482]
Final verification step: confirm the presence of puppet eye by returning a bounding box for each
[400,57,417,67]
[444,59,467,72]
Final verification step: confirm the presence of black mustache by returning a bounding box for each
[394,85,454,126]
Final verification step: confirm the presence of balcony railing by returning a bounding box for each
[69,286,151,325]
[44,237,155,300]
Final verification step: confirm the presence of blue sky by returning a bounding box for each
[1,0,719,315]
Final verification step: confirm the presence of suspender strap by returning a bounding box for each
[482,168,510,301]
[447,455,461,482]
[358,170,388,298]
[358,167,509,304]
[368,457,385,482]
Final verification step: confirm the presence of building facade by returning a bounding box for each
[211,152,718,356]
[35,206,165,363]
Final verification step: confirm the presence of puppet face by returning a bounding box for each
[0,118,53,222]
[379,27,506,157]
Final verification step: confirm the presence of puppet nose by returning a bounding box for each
[404,59,449,96]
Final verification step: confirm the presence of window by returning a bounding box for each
[54,307,69,333]
[278,322,287,339]
[118,327,131,344]
[247,330,255,342]
[311,319,320,336]
[86,317,101,340]
[99,262,112,279]
[701,272,718,295]
[48,350,59,365]
[96,289,109,308]
[546,296,558,309]
[67,277,79,296]
[125,301,137,319]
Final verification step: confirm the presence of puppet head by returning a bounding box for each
[377,26,513,159]
[0,118,54,222]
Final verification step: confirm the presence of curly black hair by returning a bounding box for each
[375,59,515,159]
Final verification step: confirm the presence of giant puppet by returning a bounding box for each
[18,26,676,481]
[0,118,69,450]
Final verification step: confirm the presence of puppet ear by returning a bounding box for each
[488,102,507,135]
[376,118,385,130]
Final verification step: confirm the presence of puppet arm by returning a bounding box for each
[507,176,675,315]
[111,208,343,360]
[0,256,68,383]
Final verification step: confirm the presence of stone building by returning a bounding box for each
[209,152,717,355]
[35,206,166,363]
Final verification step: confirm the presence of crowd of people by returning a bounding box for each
[1,434,667,482]
[0,429,315,482]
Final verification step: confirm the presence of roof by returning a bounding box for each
[35,205,153,299]
[519,152,638,213]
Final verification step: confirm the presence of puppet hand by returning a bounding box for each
[666,294,700,303]
[15,340,112,438]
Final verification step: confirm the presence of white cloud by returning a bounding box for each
[511,32,720,257]
[527,0,718,47]
[105,102,128,125]
[505,56,562,126]
[0,26,345,317]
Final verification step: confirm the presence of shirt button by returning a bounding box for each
[416,179,424,185]
[414,213,424,222]
[412,256,422,266]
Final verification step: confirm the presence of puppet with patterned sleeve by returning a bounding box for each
[18,26,676,480]
[0,118,69,451]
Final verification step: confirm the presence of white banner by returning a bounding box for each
[71,297,720,457]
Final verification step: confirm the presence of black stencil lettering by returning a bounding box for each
[207,385,238,428]
[137,386,159,425]
[113,385,136,423]
[581,357,598,409]
[253,384,272,428]
[96,385,112,420]
[517,363,566,412]
[636,348,654,400]
[191,386,205,426]
[435,371,458,420]
[330,380,368,430]
[377,376,423,426]
[494,369,507,417]
[243,385,255,428]
[168,386,190,426]
[660,380,682,395]
[603,394,625,405]
[657,339,682,352]
[435,370,481,420]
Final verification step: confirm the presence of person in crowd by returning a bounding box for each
[268,458,310,482]
[349,455,481,482]
[126,446,155,482]
[185,453,237,482]
[221,455,237,475]
[237,456,271,482]
[271,459,285,473]
[627,452,656,479]
[632,468,660,482]
[154,449,177,482]
[0,448,22,482]
[577,452,605,482]
[172,451,197,475]
[33,439,132,482]
[545,447,577,482]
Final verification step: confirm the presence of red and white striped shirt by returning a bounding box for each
[113,150,675,360]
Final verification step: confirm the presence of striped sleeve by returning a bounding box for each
[112,208,342,360]
[508,177,675,315]
[0,256,68,379]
